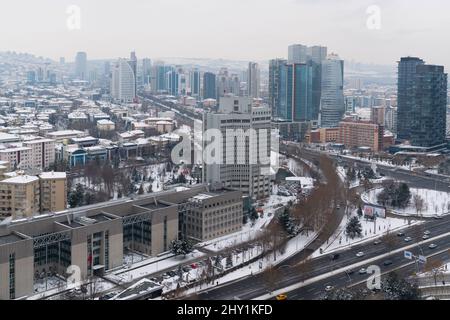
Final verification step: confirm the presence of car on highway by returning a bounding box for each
[276,294,288,301]
[404,237,413,242]
[356,251,365,258]
[422,235,430,240]
[397,232,405,237]
[424,230,431,236]
[373,239,382,245]
[99,293,115,300]
[325,285,334,292]
[345,269,355,275]
[330,253,340,261]
[433,215,443,220]
[429,243,438,249]
[359,268,367,274]
[383,260,393,266]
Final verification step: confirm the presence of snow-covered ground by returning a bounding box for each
[33,276,65,294]
[179,230,318,297]
[108,250,206,284]
[363,187,450,217]
[312,211,421,258]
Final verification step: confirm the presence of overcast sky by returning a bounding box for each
[1,0,449,67]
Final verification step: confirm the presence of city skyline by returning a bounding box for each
[1,0,450,68]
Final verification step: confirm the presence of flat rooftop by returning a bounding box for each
[140,202,172,210]
[60,213,114,228]
[0,233,26,245]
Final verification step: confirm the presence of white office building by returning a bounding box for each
[111,58,136,103]
[203,96,273,200]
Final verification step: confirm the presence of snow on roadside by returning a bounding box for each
[312,211,421,258]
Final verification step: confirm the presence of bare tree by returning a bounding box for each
[424,258,444,286]
[413,194,425,216]
[262,265,282,294]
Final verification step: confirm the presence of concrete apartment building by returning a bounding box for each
[39,172,67,214]
[0,175,40,219]
[184,190,243,242]
[0,173,67,220]
[0,147,33,170]
[0,185,243,300]
[338,119,384,152]
[23,139,56,170]
[203,96,273,200]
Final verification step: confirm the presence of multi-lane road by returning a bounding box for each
[194,148,450,300]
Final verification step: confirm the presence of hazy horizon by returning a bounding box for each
[1,0,449,68]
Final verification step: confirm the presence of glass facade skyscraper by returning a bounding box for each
[203,72,217,100]
[269,61,313,122]
[397,57,448,148]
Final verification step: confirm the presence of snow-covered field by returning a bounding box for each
[363,187,450,217]
[312,211,421,258]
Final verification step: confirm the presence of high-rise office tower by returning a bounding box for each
[269,59,287,119]
[247,62,260,98]
[111,58,136,103]
[189,69,201,97]
[203,96,273,200]
[166,69,179,96]
[308,46,328,64]
[397,57,425,141]
[319,54,345,128]
[269,61,313,122]
[75,52,87,80]
[129,51,138,96]
[142,58,152,86]
[203,72,217,100]
[397,57,448,148]
[288,44,308,64]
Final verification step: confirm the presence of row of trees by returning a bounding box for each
[323,272,422,300]
[377,182,412,208]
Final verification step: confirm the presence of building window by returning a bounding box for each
[9,253,15,300]
[163,216,168,252]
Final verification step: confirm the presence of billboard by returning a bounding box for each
[364,205,386,219]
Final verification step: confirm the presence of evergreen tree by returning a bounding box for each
[170,239,194,257]
[249,207,259,222]
[382,272,421,300]
[357,205,363,217]
[346,216,363,239]
[138,183,144,195]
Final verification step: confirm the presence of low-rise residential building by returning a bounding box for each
[0,172,67,219]
[22,138,56,170]
[338,119,384,152]
[0,175,40,219]
[39,172,67,214]
[97,119,115,131]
